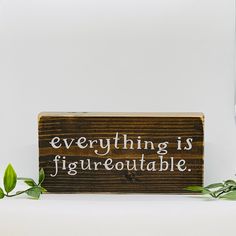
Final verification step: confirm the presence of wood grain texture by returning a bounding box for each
[38,112,204,193]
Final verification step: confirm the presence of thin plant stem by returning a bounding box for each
[6,188,34,198]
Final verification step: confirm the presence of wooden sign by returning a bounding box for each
[38,112,204,193]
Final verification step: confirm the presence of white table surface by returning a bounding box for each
[0,194,235,236]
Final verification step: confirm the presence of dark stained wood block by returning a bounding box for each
[38,112,204,193]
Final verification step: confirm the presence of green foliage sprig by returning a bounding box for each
[0,164,46,200]
[185,180,236,200]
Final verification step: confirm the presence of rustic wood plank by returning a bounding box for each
[38,112,204,193]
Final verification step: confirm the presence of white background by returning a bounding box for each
[0,0,235,235]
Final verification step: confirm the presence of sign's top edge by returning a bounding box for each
[38,112,204,119]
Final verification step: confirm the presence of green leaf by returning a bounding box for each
[38,168,45,185]
[17,177,36,186]
[40,187,47,193]
[185,186,205,192]
[205,183,224,189]
[0,187,5,199]
[4,164,17,194]
[220,191,236,200]
[185,186,212,195]
[201,188,213,195]
[224,180,236,186]
[18,177,35,182]
[24,180,36,187]
[26,187,41,199]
